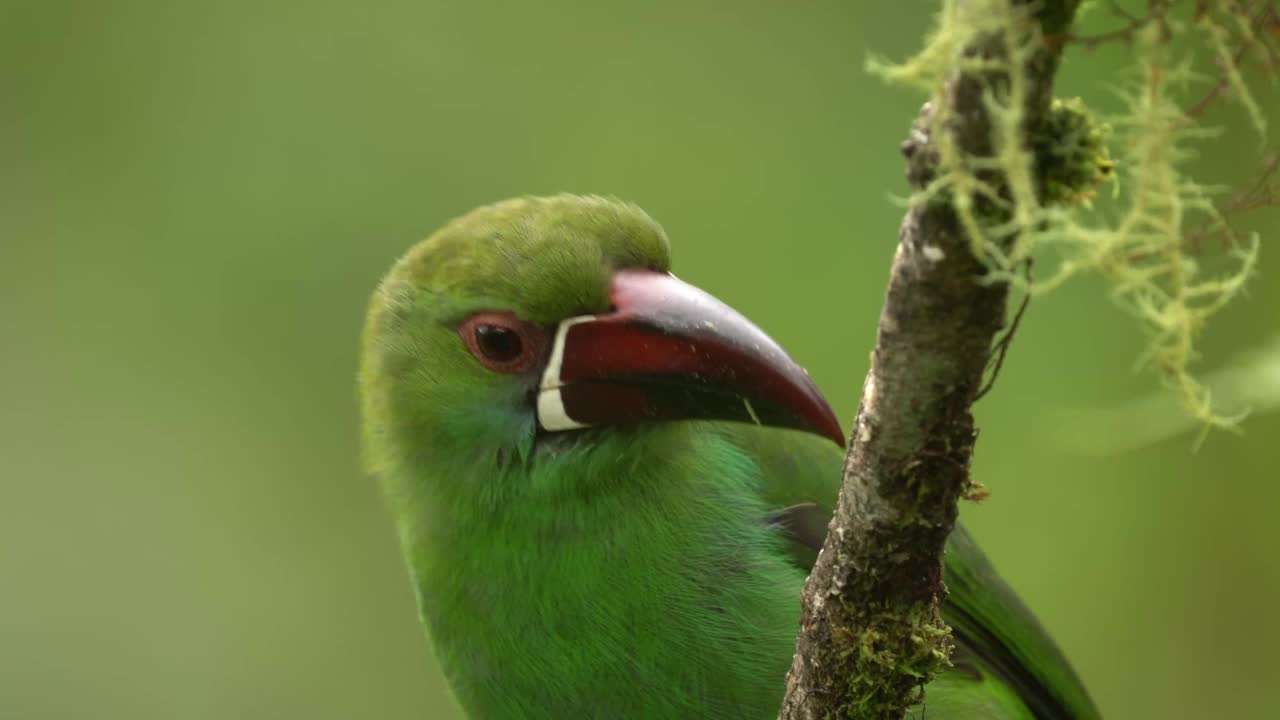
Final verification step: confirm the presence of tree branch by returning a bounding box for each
[778,2,1081,718]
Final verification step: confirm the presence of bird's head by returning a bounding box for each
[359,195,842,485]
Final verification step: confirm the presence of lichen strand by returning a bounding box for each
[873,0,1266,432]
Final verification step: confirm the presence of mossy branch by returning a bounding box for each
[777,1,1083,718]
[781,0,1271,717]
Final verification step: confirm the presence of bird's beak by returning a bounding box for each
[536,269,844,446]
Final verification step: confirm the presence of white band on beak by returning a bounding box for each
[536,316,592,432]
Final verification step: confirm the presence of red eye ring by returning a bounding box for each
[458,312,546,374]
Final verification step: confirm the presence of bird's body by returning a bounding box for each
[360,195,1098,719]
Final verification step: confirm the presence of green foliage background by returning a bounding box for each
[3,2,1277,718]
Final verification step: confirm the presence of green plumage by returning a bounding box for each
[359,195,1099,719]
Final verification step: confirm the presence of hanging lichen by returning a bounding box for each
[870,0,1271,433]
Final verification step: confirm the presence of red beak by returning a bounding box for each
[536,270,844,447]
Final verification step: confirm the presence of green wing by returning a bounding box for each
[726,424,1101,720]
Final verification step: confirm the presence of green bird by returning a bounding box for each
[358,195,1099,719]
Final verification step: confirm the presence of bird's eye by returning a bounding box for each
[458,312,545,374]
[474,325,522,362]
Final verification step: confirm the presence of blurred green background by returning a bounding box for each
[3,2,1277,718]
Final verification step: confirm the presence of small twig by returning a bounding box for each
[1069,0,1172,48]
[975,260,1034,402]
[1185,27,1254,119]
[1181,154,1279,254]
[1231,155,1280,211]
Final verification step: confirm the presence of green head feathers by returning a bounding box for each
[359,195,671,469]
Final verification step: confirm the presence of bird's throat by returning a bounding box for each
[392,425,805,720]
